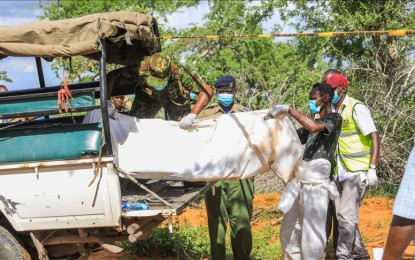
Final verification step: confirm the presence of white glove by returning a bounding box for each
[106,101,116,119]
[179,113,197,129]
[267,105,289,119]
[367,168,378,190]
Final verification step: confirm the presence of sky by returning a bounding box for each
[0,1,294,91]
[0,1,53,90]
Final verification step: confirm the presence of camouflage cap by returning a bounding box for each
[140,52,171,89]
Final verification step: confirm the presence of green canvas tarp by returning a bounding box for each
[0,12,159,65]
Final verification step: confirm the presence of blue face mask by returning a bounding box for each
[153,83,168,91]
[189,92,198,101]
[218,93,234,107]
[331,91,341,104]
[308,100,321,114]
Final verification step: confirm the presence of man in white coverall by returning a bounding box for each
[267,83,341,259]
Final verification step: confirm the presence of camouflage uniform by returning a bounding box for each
[107,53,205,120]
[198,103,254,260]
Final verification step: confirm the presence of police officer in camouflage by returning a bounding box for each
[198,75,254,260]
[107,52,213,128]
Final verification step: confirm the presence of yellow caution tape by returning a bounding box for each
[258,34,272,38]
[389,30,407,36]
[317,32,335,37]
[157,30,415,40]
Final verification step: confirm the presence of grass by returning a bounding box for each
[373,221,384,229]
[251,226,282,260]
[119,218,282,260]
[125,219,210,259]
[115,188,397,260]
[264,195,277,202]
[260,208,283,222]
[365,182,399,198]
[361,233,370,244]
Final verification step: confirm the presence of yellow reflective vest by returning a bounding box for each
[337,96,372,172]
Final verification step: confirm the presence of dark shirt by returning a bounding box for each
[296,113,342,171]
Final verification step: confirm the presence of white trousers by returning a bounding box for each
[280,184,329,260]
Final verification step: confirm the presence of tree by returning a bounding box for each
[39,0,199,21]
[40,0,317,111]
[163,0,319,111]
[0,69,11,83]
[38,0,413,190]
[274,0,415,187]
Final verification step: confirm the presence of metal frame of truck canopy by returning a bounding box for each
[0,49,117,155]
[99,39,113,154]
[0,12,213,259]
[0,13,215,260]
[0,12,162,156]
[0,11,163,221]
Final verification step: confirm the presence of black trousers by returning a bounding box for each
[326,199,339,250]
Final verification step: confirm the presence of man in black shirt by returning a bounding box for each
[267,83,342,259]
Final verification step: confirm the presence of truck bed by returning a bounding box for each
[121,179,213,217]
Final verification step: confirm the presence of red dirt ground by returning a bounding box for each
[90,194,415,259]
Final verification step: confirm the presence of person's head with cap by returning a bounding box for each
[326,74,349,104]
[215,75,236,108]
[322,69,342,83]
[139,52,171,91]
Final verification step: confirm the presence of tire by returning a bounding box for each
[0,225,31,260]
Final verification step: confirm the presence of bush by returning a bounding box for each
[121,219,210,259]
[118,215,283,260]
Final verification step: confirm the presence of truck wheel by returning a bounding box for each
[0,225,30,260]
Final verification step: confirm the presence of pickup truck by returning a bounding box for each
[0,12,211,260]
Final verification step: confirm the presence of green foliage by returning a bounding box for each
[252,226,282,260]
[366,183,400,198]
[0,70,11,83]
[260,208,283,222]
[50,56,101,84]
[275,0,415,63]
[121,219,210,259]
[37,0,319,112]
[52,111,87,118]
[36,0,415,193]
[164,0,317,111]
[0,60,11,83]
[119,218,282,260]
[273,0,415,190]
[39,0,199,21]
